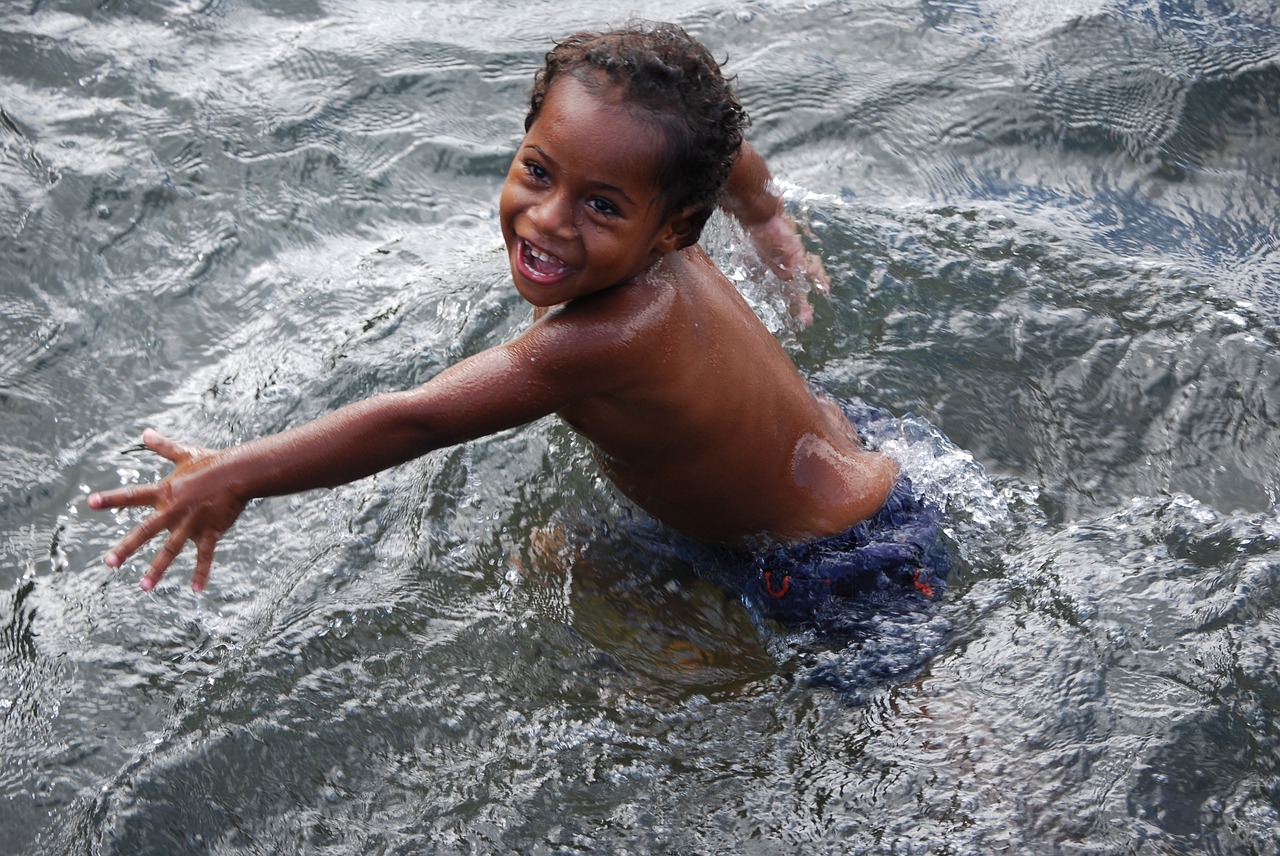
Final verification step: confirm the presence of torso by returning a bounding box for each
[548,245,897,547]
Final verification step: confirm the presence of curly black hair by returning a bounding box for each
[525,22,749,248]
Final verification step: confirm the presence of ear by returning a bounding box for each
[653,204,701,254]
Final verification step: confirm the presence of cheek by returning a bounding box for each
[498,182,519,234]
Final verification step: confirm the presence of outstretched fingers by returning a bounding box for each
[91,429,228,593]
[141,428,196,465]
[192,534,218,593]
[88,483,159,512]
[88,430,193,513]
[805,252,832,296]
[140,526,191,592]
[103,511,172,569]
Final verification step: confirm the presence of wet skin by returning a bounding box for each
[89,73,896,592]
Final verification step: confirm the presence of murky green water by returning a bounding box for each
[3,1,1279,853]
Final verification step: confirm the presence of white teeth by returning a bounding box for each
[527,243,562,266]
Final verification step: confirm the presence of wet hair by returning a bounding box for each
[525,22,749,248]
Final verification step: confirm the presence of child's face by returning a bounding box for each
[499,75,687,308]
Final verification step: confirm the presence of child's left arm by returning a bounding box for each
[720,141,830,325]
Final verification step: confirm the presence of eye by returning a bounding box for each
[523,160,548,182]
[588,196,620,218]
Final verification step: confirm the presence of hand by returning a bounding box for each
[744,214,831,327]
[88,428,246,593]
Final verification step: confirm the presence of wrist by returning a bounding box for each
[726,185,784,229]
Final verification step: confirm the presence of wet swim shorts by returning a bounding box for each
[746,401,952,625]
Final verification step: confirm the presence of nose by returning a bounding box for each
[527,189,575,240]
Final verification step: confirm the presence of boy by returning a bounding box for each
[90,24,945,621]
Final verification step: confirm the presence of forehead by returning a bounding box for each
[526,75,668,195]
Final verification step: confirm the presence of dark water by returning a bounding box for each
[3,1,1279,853]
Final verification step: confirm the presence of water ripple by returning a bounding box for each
[4,1,1280,853]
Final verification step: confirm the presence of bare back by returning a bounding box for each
[544,245,898,547]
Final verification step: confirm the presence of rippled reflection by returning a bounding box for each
[2,1,1278,853]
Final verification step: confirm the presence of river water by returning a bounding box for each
[2,1,1279,853]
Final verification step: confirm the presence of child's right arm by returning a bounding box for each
[88,317,620,592]
[720,141,830,324]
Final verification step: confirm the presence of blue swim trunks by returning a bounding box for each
[743,400,952,626]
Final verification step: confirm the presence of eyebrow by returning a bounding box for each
[523,144,638,208]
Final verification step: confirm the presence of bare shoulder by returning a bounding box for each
[507,253,692,394]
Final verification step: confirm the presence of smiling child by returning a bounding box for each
[89,23,948,624]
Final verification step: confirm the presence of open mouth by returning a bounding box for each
[516,238,575,285]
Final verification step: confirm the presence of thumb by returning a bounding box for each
[142,428,195,465]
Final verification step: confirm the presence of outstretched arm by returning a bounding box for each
[720,141,830,324]
[89,338,584,592]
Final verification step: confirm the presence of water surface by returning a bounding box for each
[2,1,1279,853]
